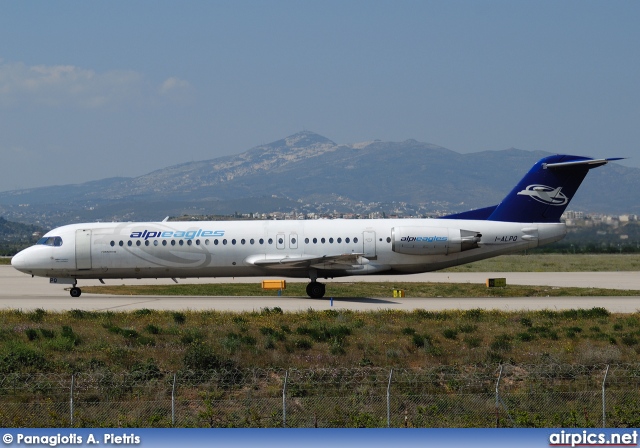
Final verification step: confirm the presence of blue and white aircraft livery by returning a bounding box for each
[11,155,619,299]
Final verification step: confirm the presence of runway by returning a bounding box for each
[2,266,640,313]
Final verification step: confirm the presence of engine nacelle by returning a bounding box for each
[391,227,481,256]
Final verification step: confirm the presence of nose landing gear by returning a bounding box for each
[70,287,82,297]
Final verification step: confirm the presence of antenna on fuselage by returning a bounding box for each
[162,216,169,222]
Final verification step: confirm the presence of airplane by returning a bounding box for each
[11,154,619,299]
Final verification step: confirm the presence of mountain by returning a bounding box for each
[0,131,637,227]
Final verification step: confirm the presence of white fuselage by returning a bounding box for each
[11,218,566,280]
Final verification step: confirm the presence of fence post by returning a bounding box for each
[171,373,177,427]
[495,365,503,428]
[70,374,75,427]
[282,370,289,428]
[387,369,393,428]
[602,364,609,428]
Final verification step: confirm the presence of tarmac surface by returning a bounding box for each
[1,265,639,313]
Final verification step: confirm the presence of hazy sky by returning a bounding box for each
[1,1,639,192]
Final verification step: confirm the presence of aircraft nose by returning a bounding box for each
[11,251,28,272]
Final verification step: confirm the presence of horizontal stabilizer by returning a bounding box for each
[544,158,624,169]
[440,205,497,220]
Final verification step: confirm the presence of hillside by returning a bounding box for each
[0,131,636,227]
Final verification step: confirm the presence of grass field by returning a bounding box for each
[1,306,638,374]
[443,253,640,272]
[5,255,640,371]
[83,281,640,298]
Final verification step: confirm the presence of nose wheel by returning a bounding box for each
[70,287,82,298]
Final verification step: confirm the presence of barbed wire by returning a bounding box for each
[2,364,640,427]
[2,364,640,392]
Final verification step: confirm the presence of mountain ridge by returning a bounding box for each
[0,131,636,227]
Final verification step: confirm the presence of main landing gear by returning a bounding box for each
[306,281,325,299]
[306,269,326,299]
[70,287,82,298]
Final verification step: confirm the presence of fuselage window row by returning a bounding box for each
[110,236,364,248]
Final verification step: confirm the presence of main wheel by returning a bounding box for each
[70,287,82,298]
[306,281,326,299]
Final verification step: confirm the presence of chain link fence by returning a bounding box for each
[2,364,640,427]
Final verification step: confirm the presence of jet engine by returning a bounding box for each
[391,227,482,255]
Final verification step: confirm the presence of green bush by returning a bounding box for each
[0,345,48,373]
[25,328,39,341]
[183,343,236,371]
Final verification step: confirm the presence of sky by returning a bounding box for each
[1,0,639,192]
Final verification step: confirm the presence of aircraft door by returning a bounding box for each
[75,229,92,270]
[363,231,376,259]
[276,233,285,250]
[289,234,298,249]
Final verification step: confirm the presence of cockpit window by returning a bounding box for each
[36,236,63,247]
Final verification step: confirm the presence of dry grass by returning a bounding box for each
[82,282,640,298]
[2,307,640,374]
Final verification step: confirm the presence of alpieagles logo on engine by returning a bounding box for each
[400,236,448,242]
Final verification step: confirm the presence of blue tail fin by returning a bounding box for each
[486,155,619,223]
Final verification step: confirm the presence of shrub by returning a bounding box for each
[183,343,236,371]
[25,329,38,341]
[294,338,313,350]
[519,317,533,327]
[39,328,55,339]
[61,325,80,345]
[330,338,346,355]
[145,324,161,335]
[172,312,186,324]
[359,357,373,367]
[463,309,483,321]
[119,329,139,339]
[516,332,535,342]
[130,358,163,381]
[180,329,204,344]
[68,309,96,319]
[261,307,283,315]
[442,328,458,340]
[490,334,512,351]
[264,338,276,350]
[0,346,48,373]
[463,336,481,348]
[412,334,426,348]
[27,308,46,322]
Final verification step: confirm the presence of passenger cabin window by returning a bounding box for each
[37,236,63,247]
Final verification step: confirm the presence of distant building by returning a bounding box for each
[562,210,584,220]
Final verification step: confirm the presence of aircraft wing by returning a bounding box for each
[245,253,368,270]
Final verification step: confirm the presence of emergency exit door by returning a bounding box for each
[363,231,376,259]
